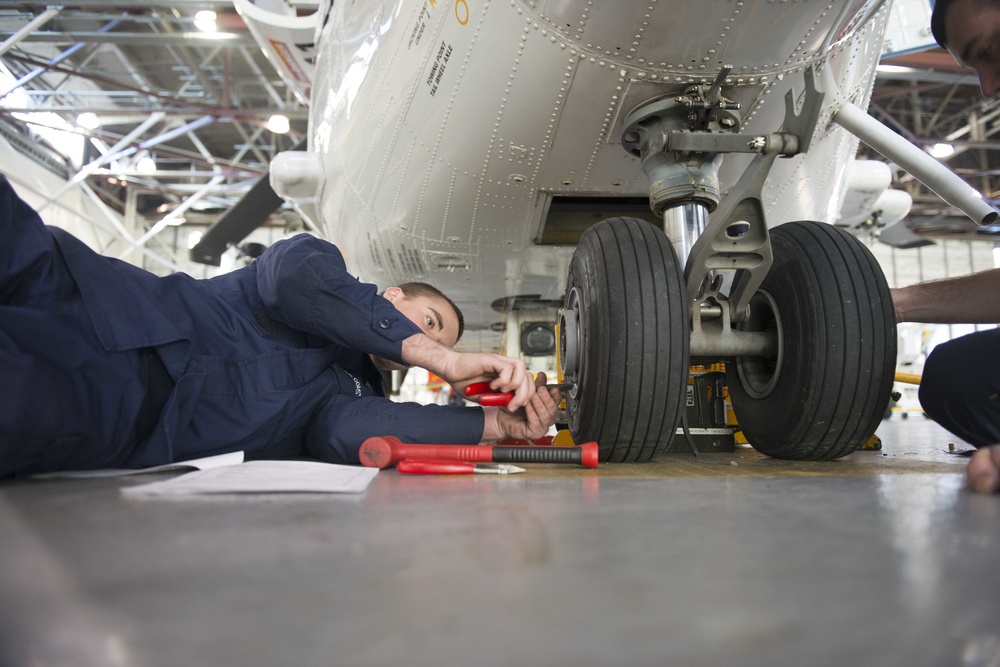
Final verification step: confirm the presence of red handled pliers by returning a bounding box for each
[463,381,574,406]
[463,381,514,406]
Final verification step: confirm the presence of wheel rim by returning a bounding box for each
[735,289,784,400]
[559,287,581,384]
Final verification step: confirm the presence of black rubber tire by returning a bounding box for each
[564,217,689,462]
[727,221,897,460]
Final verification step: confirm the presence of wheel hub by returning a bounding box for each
[559,287,582,381]
[734,289,784,399]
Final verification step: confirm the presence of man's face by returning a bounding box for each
[384,287,460,348]
[945,0,1000,97]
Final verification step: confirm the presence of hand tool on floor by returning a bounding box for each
[359,435,599,470]
[396,459,526,475]
[463,381,575,406]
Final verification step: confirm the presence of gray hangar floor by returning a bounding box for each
[2,416,999,667]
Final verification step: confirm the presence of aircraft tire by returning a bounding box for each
[563,217,689,462]
[727,220,896,460]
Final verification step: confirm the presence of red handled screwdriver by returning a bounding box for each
[359,436,599,470]
[396,459,526,475]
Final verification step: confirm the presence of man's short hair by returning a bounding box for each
[397,282,465,342]
[932,0,1000,49]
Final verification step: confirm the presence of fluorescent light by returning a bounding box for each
[266,114,290,134]
[136,155,157,174]
[194,10,217,32]
[928,143,955,158]
[76,112,100,129]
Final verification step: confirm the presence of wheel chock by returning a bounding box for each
[859,434,882,451]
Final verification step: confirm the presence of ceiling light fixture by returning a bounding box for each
[928,143,955,159]
[194,10,218,32]
[76,112,100,129]
[267,114,290,134]
[136,155,157,174]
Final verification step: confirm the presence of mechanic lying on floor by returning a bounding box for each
[0,174,559,478]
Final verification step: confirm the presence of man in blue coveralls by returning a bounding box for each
[891,0,1000,493]
[0,174,560,478]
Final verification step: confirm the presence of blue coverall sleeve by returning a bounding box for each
[255,233,422,364]
[0,174,57,304]
[306,395,486,464]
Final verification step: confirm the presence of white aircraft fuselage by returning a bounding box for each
[305,0,890,350]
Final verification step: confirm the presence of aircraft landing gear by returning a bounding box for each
[562,66,896,461]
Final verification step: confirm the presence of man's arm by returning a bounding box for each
[306,395,486,464]
[892,268,1000,323]
[256,234,539,408]
[305,380,560,463]
[255,234,421,362]
[401,332,536,411]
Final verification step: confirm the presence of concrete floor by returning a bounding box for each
[2,417,1000,667]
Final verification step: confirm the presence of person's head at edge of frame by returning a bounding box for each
[372,282,465,371]
[931,0,1000,97]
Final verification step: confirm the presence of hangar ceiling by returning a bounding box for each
[0,0,311,272]
[0,1,997,271]
[868,48,1000,243]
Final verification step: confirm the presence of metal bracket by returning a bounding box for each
[783,65,826,156]
[683,65,828,322]
[665,131,798,156]
[683,150,778,317]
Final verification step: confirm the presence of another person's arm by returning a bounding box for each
[892,268,1000,323]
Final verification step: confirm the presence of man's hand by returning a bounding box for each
[967,445,1000,493]
[400,333,534,410]
[483,373,560,442]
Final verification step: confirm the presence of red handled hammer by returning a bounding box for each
[358,436,599,470]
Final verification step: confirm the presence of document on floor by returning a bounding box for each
[31,451,245,479]
[121,460,379,497]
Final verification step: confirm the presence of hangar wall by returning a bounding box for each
[869,237,997,289]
